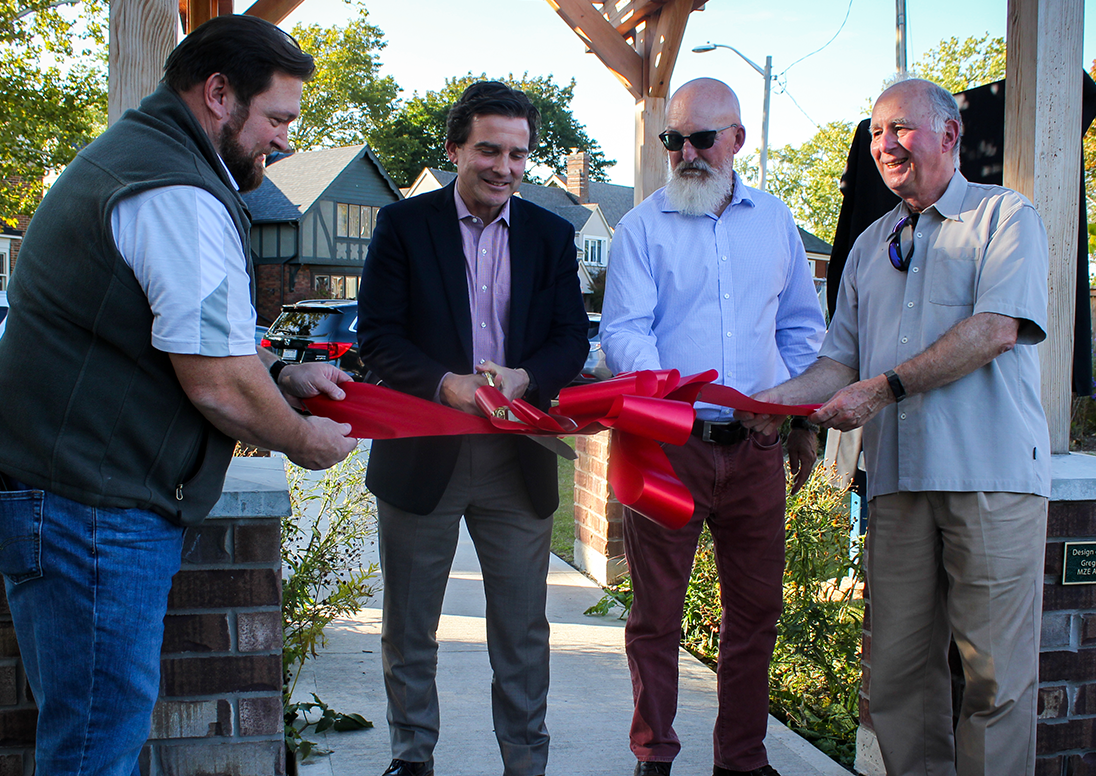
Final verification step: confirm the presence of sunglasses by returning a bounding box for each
[887,213,920,271]
[658,124,739,152]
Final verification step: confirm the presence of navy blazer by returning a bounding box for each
[357,182,589,517]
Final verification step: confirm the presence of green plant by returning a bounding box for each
[769,465,862,765]
[282,454,380,758]
[584,576,632,618]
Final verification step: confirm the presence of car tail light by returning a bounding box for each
[307,342,353,359]
[260,338,272,348]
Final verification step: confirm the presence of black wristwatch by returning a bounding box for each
[884,369,907,403]
[269,359,290,385]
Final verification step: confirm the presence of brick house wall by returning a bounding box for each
[0,458,290,776]
[254,265,319,326]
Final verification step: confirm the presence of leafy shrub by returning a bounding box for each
[282,454,380,758]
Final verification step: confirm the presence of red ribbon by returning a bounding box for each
[303,370,819,531]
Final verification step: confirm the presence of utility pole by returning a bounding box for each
[693,43,773,192]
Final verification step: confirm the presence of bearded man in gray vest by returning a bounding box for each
[0,16,356,775]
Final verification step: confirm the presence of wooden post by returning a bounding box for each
[108,0,178,126]
[1003,0,1084,454]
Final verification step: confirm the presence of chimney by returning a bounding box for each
[565,149,590,204]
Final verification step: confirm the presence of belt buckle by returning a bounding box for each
[701,421,716,443]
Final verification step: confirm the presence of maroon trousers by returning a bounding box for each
[623,432,786,771]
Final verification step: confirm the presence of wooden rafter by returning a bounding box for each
[597,0,705,36]
[548,0,645,98]
[548,0,705,202]
[242,0,306,25]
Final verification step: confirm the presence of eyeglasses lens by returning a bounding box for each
[887,216,918,271]
[658,130,718,152]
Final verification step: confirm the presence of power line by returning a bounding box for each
[778,0,855,78]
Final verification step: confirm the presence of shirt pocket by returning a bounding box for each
[0,489,44,584]
[929,250,978,307]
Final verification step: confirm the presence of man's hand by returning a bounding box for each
[810,374,892,431]
[736,387,789,436]
[477,361,530,402]
[440,372,491,415]
[786,427,818,494]
[171,353,357,469]
[292,416,358,470]
[275,362,351,409]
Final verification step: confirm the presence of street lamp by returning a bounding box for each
[692,42,772,192]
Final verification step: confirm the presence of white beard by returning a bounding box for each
[664,159,735,216]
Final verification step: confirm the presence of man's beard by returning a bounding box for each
[664,158,735,217]
[217,104,265,193]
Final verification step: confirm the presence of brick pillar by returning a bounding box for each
[573,430,627,585]
[0,458,291,776]
[854,454,1096,776]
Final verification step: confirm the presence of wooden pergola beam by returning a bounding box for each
[241,0,306,25]
[548,0,645,99]
[548,0,704,203]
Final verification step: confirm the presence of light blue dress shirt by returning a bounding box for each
[602,175,825,421]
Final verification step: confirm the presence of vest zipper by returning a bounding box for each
[176,484,184,501]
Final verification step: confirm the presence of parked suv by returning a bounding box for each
[261,299,364,379]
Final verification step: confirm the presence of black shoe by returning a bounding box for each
[714,766,781,776]
[635,762,673,776]
[382,760,434,776]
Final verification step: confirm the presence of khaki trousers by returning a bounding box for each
[866,491,1046,776]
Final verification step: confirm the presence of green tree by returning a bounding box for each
[370,72,615,188]
[0,0,107,224]
[737,121,855,245]
[908,33,1006,93]
[288,6,400,152]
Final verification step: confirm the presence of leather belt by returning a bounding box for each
[691,419,749,446]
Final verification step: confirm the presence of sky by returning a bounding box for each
[280,0,1096,186]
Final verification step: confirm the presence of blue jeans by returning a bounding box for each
[0,479,184,776]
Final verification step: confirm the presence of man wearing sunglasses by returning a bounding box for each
[601,78,825,776]
[740,78,1050,776]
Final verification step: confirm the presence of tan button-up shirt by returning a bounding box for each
[821,171,1051,499]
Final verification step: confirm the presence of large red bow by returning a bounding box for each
[303,370,818,530]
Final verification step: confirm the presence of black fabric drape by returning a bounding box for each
[826,73,1096,395]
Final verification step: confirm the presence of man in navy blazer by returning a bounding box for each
[357,81,588,776]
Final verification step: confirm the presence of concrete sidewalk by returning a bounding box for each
[291,522,851,776]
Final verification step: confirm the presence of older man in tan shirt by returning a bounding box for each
[740,78,1050,776]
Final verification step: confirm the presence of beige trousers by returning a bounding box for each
[865,491,1047,776]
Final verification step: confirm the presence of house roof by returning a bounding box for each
[243,177,302,223]
[245,145,403,222]
[798,227,832,256]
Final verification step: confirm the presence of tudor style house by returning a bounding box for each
[241,144,402,324]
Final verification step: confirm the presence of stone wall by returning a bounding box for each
[0,458,290,776]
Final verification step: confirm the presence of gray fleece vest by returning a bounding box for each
[0,84,252,525]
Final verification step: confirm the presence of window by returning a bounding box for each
[0,248,7,291]
[583,236,606,267]
[314,273,360,299]
[335,204,379,239]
